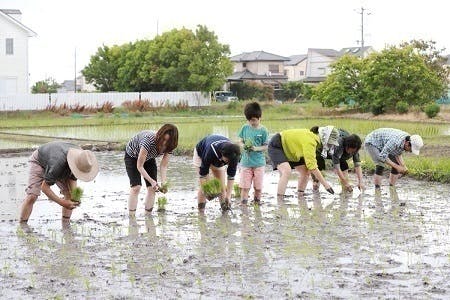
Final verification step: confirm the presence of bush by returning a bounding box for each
[424,103,440,118]
[122,99,152,112]
[230,81,274,101]
[395,101,409,114]
[371,102,385,115]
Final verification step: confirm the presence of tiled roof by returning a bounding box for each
[284,54,307,66]
[230,51,290,62]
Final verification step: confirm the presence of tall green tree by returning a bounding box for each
[31,77,60,94]
[400,39,449,86]
[313,54,367,107]
[85,25,232,92]
[364,46,445,111]
[82,44,130,92]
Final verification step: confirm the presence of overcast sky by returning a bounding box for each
[3,0,449,85]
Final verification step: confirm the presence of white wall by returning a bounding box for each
[306,50,337,78]
[234,61,285,76]
[0,91,211,111]
[285,59,307,81]
[0,15,30,95]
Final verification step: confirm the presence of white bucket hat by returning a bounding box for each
[67,148,99,182]
[410,135,423,155]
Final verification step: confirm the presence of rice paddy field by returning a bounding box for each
[0,101,449,298]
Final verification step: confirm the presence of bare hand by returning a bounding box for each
[344,185,353,193]
[61,199,79,210]
[358,183,365,191]
[397,166,408,174]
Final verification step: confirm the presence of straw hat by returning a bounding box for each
[67,148,99,182]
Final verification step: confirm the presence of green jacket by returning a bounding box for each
[280,129,321,170]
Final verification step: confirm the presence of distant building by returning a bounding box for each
[302,46,374,84]
[0,9,36,95]
[227,51,289,90]
[284,54,307,82]
[57,76,96,93]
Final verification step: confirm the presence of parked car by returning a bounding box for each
[213,91,238,102]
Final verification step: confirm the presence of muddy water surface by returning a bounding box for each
[0,152,449,299]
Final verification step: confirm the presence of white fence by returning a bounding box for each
[0,91,211,111]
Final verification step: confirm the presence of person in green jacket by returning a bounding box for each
[268,127,337,198]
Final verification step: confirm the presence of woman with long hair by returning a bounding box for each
[124,124,178,214]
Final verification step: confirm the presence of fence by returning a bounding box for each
[0,91,211,111]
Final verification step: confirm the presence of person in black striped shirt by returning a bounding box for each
[124,124,178,214]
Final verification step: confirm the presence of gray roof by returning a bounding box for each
[0,9,36,36]
[0,9,21,14]
[230,51,290,62]
[339,46,373,56]
[284,54,307,66]
[302,76,327,83]
[309,48,340,58]
[227,70,288,81]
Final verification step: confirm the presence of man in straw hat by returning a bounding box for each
[20,141,99,223]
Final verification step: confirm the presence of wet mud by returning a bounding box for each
[0,152,449,299]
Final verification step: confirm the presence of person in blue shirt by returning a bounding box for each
[237,102,268,205]
[193,135,241,211]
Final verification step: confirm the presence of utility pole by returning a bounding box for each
[74,47,77,93]
[357,7,370,58]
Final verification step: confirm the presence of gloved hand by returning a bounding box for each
[326,187,335,194]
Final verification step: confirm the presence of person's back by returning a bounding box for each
[365,128,407,151]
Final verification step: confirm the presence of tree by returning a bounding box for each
[87,25,233,92]
[137,25,232,92]
[82,44,130,92]
[31,77,60,94]
[313,55,367,107]
[280,81,312,101]
[364,46,445,111]
[400,39,449,86]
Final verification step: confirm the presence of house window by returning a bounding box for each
[269,64,279,73]
[299,71,304,76]
[6,38,14,55]
[242,62,246,68]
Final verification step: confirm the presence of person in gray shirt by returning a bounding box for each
[364,128,423,189]
[20,141,99,223]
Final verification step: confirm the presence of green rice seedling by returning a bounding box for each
[157,196,167,212]
[244,139,253,151]
[201,178,222,200]
[159,182,170,194]
[233,183,241,198]
[71,187,83,202]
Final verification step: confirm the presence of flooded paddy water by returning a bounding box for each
[0,151,449,299]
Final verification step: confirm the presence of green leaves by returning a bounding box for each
[82,25,232,93]
[313,42,447,114]
[71,187,83,202]
[201,178,222,200]
[31,77,60,94]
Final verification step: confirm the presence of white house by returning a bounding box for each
[227,51,289,89]
[284,54,307,81]
[0,9,36,95]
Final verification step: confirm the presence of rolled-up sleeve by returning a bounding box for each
[226,162,237,179]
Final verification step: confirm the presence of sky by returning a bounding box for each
[2,0,449,85]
